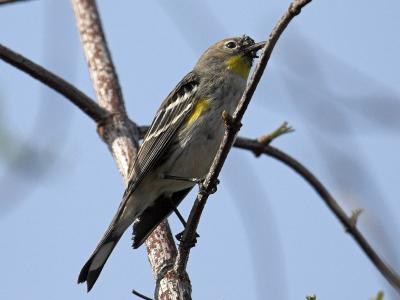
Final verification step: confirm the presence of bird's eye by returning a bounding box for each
[225,41,237,49]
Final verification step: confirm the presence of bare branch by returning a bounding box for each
[234,137,400,294]
[0,43,108,123]
[173,0,312,276]
[70,0,125,115]
[70,0,185,298]
[71,0,138,179]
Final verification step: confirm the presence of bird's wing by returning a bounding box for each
[132,186,193,248]
[78,72,201,291]
[123,71,200,200]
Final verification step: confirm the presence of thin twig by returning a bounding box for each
[173,0,312,275]
[0,43,108,123]
[256,121,294,148]
[132,289,153,300]
[234,137,400,294]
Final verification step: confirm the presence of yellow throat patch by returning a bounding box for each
[226,55,251,79]
[186,99,211,126]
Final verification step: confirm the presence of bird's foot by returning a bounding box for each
[175,230,199,248]
[199,178,220,195]
[173,207,200,244]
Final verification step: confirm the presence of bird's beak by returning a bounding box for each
[245,41,266,52]
[243,41,266,57]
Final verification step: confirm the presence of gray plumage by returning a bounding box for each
[78,35,264,292]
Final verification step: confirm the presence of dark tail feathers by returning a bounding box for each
[79,187,193,290]
[78,233,121,292]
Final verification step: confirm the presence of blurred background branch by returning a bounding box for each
[0,0,74,219]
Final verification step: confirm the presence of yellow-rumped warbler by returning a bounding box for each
[78,35,265,291]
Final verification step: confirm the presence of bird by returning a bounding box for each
[78,35,265,292]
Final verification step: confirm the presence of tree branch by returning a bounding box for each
[173,0,312,277]
[0,43,108,123]
[70,0,186,298]
[234,137,400,294]
[71,0,138,178]
[71,0,125,115]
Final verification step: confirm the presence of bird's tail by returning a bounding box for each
[78,218,128,292]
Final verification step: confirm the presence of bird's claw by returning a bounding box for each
[175,230,200,247]
[199,178,219,194]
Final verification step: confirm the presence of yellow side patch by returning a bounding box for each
[226,55,251,79]
[186,99,211,126]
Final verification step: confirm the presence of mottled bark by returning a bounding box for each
[70,0,189,298]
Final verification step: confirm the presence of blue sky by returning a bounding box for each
[1,0,400,299]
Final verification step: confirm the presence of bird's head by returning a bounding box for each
[195,35,265,79]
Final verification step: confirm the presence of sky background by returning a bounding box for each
[1,0,400,299]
